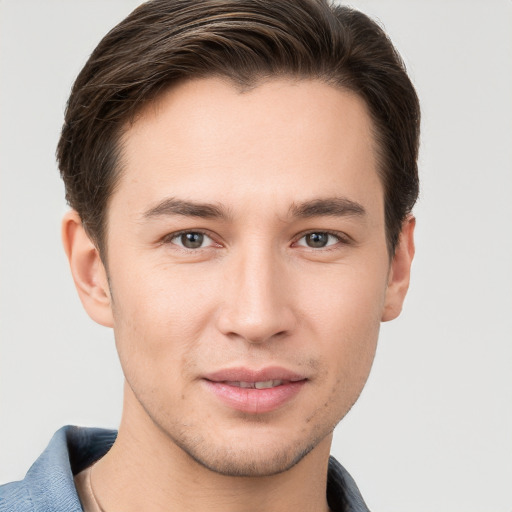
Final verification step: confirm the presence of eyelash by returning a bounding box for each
[160,229,352,251]
[293,230,351,250]
[161,229,218,250]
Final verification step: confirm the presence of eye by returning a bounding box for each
[295,232,342,248]
[168,231,215,249]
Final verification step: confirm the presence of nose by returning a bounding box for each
[216,246,297,344]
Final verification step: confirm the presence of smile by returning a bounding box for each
[202,368,307,414]
[224,380,284,389]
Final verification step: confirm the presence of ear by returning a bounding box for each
[62,210,114,327]
[381,216,416,322]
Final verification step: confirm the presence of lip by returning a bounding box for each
[202,366,307,414]
[204,366,306,383]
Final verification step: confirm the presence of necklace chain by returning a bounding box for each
[88,464,107,512]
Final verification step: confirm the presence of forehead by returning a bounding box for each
[113,77,382,219]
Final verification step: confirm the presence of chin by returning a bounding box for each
[182,441,318,477]
[165,421,333,478]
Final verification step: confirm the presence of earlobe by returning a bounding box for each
[381,216,416,322]
[62,210,114,328]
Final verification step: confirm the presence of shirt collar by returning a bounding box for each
[16,426,369,512]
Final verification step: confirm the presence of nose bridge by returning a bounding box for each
[218,241,295,343]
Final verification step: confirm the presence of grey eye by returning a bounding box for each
[181,232,203,248]
[296,232,340,248]
[305,233,329,248]
[173,232,208,249]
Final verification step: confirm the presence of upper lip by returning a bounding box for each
[203,366,307,383]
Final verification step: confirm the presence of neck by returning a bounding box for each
[91,383,332,512]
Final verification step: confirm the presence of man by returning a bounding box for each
[0,0,419,510]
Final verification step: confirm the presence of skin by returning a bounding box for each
[63,77,415,512]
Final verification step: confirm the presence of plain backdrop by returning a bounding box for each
[1,1,511,511]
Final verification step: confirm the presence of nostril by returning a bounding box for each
[215,268,297,343]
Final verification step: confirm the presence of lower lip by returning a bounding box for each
[203,380,306,414]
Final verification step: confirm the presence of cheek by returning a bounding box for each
[310,314,380,429]
[298,260,387,392]
[110,255,215,333]
[299,257,388,333]
[108,263,216,389]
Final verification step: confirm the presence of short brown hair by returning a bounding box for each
[57,0,420,256]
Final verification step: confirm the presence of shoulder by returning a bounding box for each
[0,426,117,512]
[0,480,32,512]
[327,456,371,512]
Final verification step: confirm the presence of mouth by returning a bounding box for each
[224,380,286,389]
[202,367,307,414]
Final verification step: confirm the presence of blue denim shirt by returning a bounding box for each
[0,426,370,511]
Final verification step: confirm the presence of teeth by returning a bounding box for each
[255,380,278,389]
[226,380,283,389]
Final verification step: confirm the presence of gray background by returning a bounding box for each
[1,1,511,510]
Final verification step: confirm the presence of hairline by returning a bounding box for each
[93,74,394,264]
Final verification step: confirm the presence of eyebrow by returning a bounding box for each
[142,197,230,220]
[142,196,366,222]
[289,197,366,219]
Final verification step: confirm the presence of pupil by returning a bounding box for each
[182,232,203,248]
[306,233,328,248]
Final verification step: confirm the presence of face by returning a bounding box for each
[79,78,411,476]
